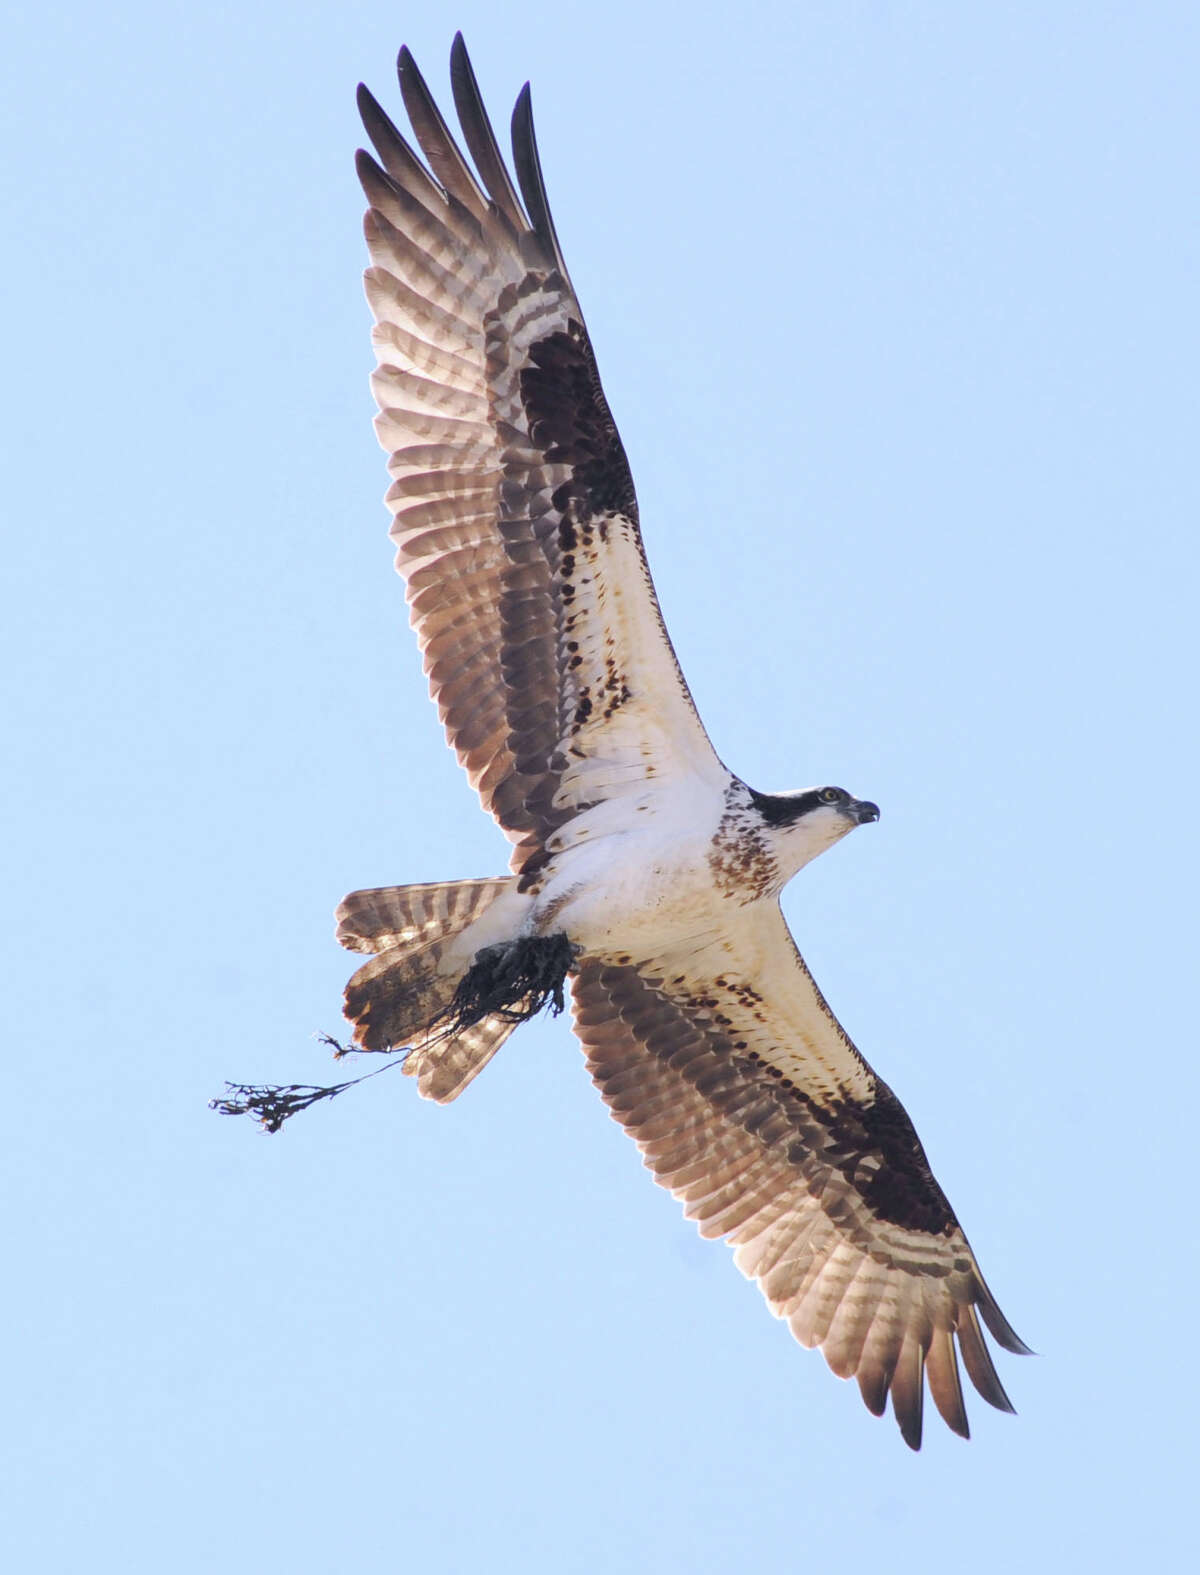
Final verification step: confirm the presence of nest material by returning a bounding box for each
[213,935,578,1132]
[444,933,578,1030]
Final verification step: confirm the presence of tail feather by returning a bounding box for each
[404,1014,520,1104]
[343,942,454,1050]
[336,875,520,1103]
[336,877,512,955]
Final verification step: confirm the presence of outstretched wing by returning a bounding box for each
[571,914,1030,1449]
[357,36,725,879]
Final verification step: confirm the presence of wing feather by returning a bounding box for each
[925,1323,970,1439]
[358,40,725,877]
[448,34,529,235]
[396,45,492,223]
[510,84,574,289]
[823,1259,887,1380]
[357,85,449,218]
[889,1329,927,1450]
[958,1304,1019,1414]
[571,911,1028,1449]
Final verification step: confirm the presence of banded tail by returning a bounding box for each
[335,877,519,1103]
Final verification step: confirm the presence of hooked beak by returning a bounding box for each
[847,798,880,825]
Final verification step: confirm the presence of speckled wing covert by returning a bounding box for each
[357,35,726,883]
[356,37,1027,1449]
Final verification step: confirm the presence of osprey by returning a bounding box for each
[337,35,1029,1449]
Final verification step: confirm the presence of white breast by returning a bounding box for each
[527,774,740,956]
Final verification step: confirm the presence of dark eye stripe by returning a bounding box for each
[747,787,828,826]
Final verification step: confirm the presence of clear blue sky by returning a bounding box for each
[4,2,1197,1570]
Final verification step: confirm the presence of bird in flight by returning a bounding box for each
[337,34,1029,1449]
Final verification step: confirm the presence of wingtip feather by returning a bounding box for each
[958,1305,1019,1415]
[979,1296,1035,1356]
[926,1325,970,1439]
[449,32,526,232]
[510,83,572,289]
[889,1332,926,1450]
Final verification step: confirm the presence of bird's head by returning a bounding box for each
[747,784,880,881]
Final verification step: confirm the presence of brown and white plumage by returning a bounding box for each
[342,34,1029,1449]
[357,39,723,881]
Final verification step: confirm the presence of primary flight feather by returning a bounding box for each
[338,34,1029,1450]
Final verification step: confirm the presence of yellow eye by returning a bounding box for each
[820,787,842,805]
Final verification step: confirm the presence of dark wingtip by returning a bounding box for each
[858,1378,888,1418]
[979,1295,1036,1357]
[510,81,572,289]
[981,1372,1018,1418]
[448,30,526,231]
[958,1306,1020,1415]
[354,146,384,185]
